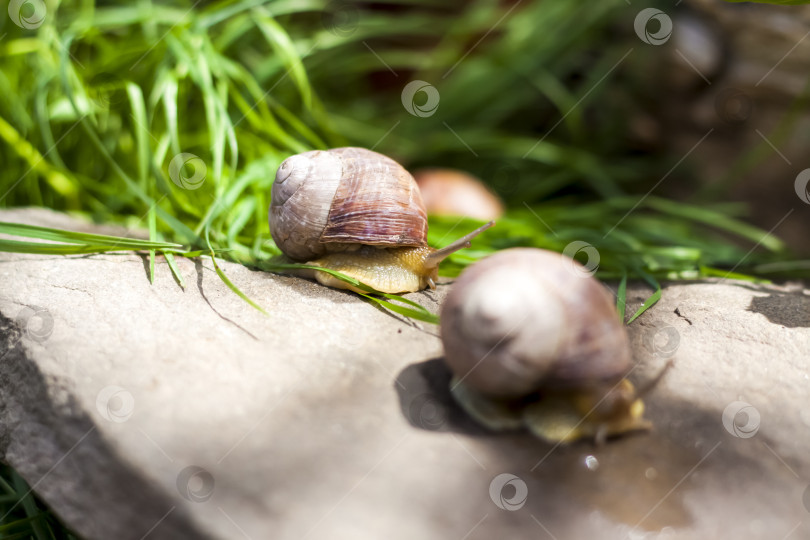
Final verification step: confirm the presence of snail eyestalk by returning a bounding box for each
[424,221,495,269]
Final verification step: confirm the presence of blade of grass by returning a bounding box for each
[252,8,313,109]
[164,252,186,289]
[0,239,149,255]
[148,207,157,284]
[617,272,627,322]
[126,82,150,189]
[752,260,810,274]
[357,293,440,325]
[699,265,768,283]
[205,228,267,314]
[261,261,440,324]
[627,270,661,324]
[0,222,181,249]
[209,253,268,315]
[10,470,49,540]
[645,197,785,252]
[0,515,43,533]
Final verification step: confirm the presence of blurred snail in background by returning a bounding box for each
[440,248,667,444]
[413,169,504,221]
[269,147,494,294]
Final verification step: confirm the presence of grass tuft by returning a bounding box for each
[0,0,805,320]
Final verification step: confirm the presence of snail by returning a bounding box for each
[440,248,667,444]
[269,147,494,294]
[413,168,504,221]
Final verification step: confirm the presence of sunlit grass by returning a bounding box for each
[0,0,804,318]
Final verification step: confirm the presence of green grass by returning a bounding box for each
[1,0,803,320]
[0,464,79,540]
[1,0,805,321]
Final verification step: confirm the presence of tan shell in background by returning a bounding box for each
[269,147,428,261]
[440,248,631,399]
[414,168,504,221]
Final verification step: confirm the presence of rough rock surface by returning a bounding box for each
[0,208,809,540]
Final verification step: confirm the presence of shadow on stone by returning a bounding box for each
[748,291,810,328]
[0,311,212,540]
[194,259,259,340]
[394,357,489,435]
[137,252,151,283]
[394,357,808,536]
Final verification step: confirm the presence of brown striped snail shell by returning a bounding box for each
[270,147,428,261]
[269,147,493,294]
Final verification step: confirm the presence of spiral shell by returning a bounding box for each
[269,147,428,261]
[440,248,631,399]
[414,168,504,221]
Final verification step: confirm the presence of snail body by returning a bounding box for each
[440,248,657,443]
[270,147,493,293]
[298,245,435,294]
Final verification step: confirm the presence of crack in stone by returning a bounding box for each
[51,284,93,296]
[674,306,693,325]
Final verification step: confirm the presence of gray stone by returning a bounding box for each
[0,208,809,540]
